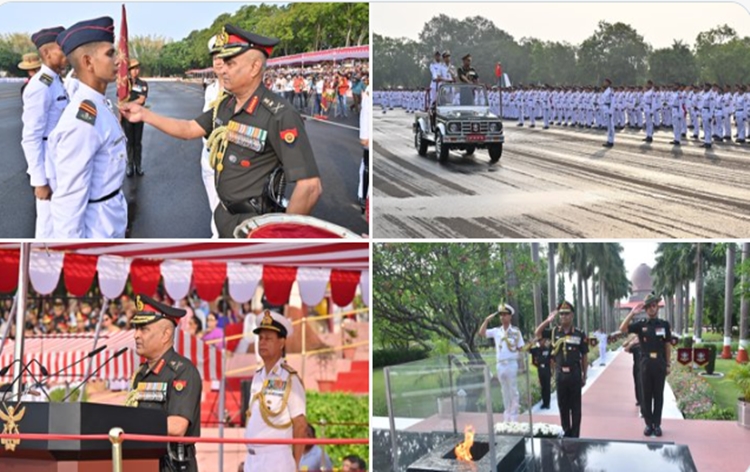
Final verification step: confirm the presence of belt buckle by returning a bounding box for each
[649,352,658,359]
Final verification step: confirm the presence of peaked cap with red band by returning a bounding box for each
[56,16,115,56]
[131,293,186,326]
[215,24,279,60]
[32,27,65,49]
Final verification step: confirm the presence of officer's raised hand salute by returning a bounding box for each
[120,24,322,238]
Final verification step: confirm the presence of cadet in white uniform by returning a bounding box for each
[48,16,127,238]
[479,303,525,423]
[429,51,444,105]
[21,26,68,238]
[244,310,307,472]
[201,35,224,238]
[601,78,614,147]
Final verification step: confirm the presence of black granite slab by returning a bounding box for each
[373,430,698,472]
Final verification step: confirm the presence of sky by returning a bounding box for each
[371,2,750,50]
[0,2,256,41]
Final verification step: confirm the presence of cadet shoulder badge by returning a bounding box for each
[39,73,53,86]
[76,100,97,126]
[280,128,298,144]
[173,380,187,392]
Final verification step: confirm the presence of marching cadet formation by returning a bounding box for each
[375,50,750,149]
[376,82,749,148]
[19,18,322,239]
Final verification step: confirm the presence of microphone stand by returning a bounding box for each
[62,347,128,403]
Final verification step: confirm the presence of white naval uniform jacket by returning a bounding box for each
[21,64,68,187]
[486,325,525,363]
[48,82,127,238]
[244,358,305,472]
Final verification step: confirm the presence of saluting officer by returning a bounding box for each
[535,301,588,438]
[479,303,524,423]
[243,310,307,472]
[529,338,552,409]
[123,58,149,177]
[48,16,128,238]
[126,294,202,472]
[619,292,671,437]
[120,24,322,238]
[21,26,68,238]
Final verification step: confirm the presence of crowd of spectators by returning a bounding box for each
[261,60,369,118]
[0,293,264,349]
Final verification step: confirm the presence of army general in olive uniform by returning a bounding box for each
[619,292,672,438]
[119,25,322,238]
[126,294,202,472]
[535,301,589,438]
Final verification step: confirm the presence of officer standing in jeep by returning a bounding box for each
[120,25,322,237]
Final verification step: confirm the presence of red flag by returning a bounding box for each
[495,62,503,79]
[117,4,130,103]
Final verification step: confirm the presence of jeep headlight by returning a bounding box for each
[448,123,461,134]
[489,123,501,133]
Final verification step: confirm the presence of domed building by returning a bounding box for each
[617,263,663,319]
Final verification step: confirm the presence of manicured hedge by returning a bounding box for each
[373,348,429,369]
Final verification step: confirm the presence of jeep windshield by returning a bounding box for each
[437,84,488,107]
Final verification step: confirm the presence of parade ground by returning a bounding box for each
[373,111,750,239]
[0,80,367,238]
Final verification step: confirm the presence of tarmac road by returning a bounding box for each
[0,81,366,238]
[373,110,750,238]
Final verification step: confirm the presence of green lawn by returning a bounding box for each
[702,359,742,417]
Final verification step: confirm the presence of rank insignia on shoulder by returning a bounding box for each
[280,128,298,144]
[263,96,284,114]
[39,73,53,86]
[173,380,187,392]
[76,100,97,125]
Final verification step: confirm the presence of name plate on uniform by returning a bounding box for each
[135,382,168,402]
[655,328,666,337]
[561,366,571,373]
[649,352,658,359]
[566,336,581,345]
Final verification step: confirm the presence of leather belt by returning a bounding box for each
[497,358,517,364]
[89,188,120,204]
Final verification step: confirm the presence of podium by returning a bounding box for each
[0,402,167,471]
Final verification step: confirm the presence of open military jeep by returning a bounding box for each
[414,83,504,164]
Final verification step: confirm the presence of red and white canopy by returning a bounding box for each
[0,243,370,307]
[267,45,369,67]
[0,330,222,383]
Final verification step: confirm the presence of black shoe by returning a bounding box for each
[669,140,681,145]
[701,143,712,148]
[543,126,549,130]
[517,123,524,127]
[642,137,653,143]
[644,425,654,436]
[653,426,662,437]
[126,164,134,178]
[135,166,144,176]
[602,142,614,148]
[530,124,535,128]
[737,139,746,144]
[681,133,687,138]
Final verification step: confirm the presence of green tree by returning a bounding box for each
[373,243,542,357]
[578,21,650,85]
[649,40,698,84]
[695,25,750,84]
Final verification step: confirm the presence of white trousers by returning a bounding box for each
[244,446,296,472]
[200,145,220,238]
[496,360,519,422]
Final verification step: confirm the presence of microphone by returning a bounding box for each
[45,344,108,378]
[62,347,128,402]
[1,359,52,402]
